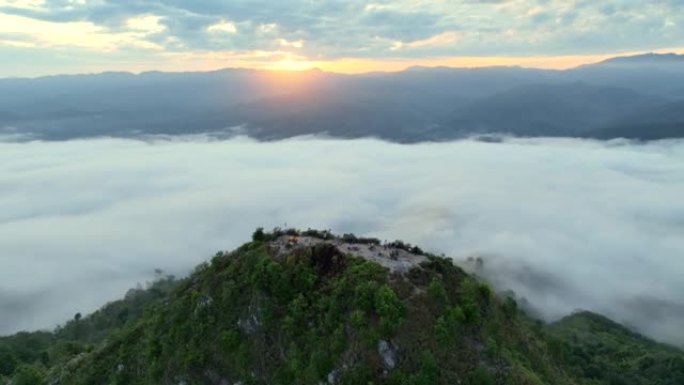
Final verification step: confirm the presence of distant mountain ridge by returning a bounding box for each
[1,53,683,143]
[597,53,684,65]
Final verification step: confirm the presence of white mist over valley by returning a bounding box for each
[2,136,683,345]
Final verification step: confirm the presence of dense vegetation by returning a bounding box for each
[0,275,178,384]
[2,229,682,385]
[548,311,684,385]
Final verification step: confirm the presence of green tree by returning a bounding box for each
[252,227,266,242]
[0,345,18,376]
[427,278,449,308]
[470,366,494,385]
[12,364,45,385]
[374,284,405,336]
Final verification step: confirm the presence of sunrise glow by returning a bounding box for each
[1,1,683,76]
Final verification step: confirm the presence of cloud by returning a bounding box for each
[1,0,683,70]
[1,136,684,347]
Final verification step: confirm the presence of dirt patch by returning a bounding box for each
[270,235,428,273]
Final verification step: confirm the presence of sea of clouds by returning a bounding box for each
[2,136,684,344]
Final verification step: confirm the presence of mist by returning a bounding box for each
[1,136,683,345]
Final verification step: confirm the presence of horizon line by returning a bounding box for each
[2,49,683,80]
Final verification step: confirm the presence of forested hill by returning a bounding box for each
[2,228,683,385]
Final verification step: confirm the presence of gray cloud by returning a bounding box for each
[1,0,682,60]
[1,136,684,347]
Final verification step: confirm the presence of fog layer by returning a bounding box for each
[1,136,683,344]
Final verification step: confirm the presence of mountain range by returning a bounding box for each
[1,53,683,143]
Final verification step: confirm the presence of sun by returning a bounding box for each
[265,58,317,72]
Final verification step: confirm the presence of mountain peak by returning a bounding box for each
[598,53,684,65]
[3,228,683,385]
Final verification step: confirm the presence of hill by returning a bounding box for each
[1,229,682,384]
[549,311,684,384]
[591,100,684,140]
[0,274,178,383]
[447,83,663,137]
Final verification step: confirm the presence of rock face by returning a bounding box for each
[236,304,261,334]
[377,340,397,369]
[269,235,427,273]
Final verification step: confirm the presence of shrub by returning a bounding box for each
[374,285,405,336]
[427,278,449,308]
[12,365,45,385]
[0,346,17,376]
[503,296,518,319]
[470,366,495,385]
[252,227,266,242]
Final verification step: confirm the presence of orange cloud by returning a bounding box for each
[392,31,461,50]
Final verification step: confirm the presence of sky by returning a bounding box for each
[2,136,684,346]
[1,0,684,76]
